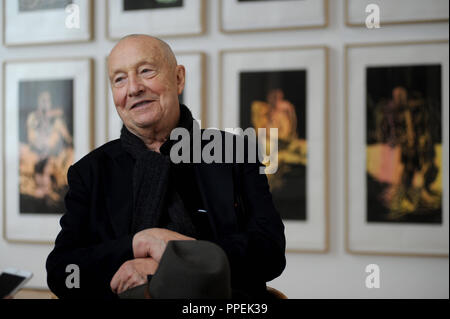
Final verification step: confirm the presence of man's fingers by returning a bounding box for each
[117,277,126,295]
[118,274,146,294]
[110,271,120,293]
[111,263,130,294]
[175,233,196,240]
[148,228,195,242]
[132,273,147,288]
[111,260,152,294]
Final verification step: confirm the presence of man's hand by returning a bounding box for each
[110,258,158,295]
[132,228,195,262]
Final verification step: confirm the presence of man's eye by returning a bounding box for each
[114,77,123,83]
[141,68,157,75]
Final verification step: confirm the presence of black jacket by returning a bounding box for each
[46,131,286,299]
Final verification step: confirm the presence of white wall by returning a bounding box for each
[0,0,448,298]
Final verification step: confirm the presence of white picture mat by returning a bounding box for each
[221,48,327,251]
[4,0,91,45]
[347,0,449,25]
[221,0,326,31]
[4,59,92,243]
[107,52,204,141]
[347,43,449,255]
[107,0,203,39]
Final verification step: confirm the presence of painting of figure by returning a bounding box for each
[366,65,442,223]
[123,0,183,11]
[240,70,307,220]
[238,0,297,2]
[18,79,74,214]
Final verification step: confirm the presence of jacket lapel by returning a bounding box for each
[194,163,238,239]
[104,151,134,238]
[103,138,240,240]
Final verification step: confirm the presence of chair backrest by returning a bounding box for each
[267,286,288,299]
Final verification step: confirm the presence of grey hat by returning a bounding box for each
[119,240,231,299]
[149,240,231,299]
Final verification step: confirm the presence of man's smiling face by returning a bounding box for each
[108,35,184,133]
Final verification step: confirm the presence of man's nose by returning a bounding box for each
[127,74,145,97]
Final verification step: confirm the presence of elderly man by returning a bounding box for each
[46,35,286,299]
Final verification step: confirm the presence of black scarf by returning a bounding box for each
[120,105,197,237]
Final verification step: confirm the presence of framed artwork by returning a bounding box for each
[3,0,92,46]
[107,52,206,141]
[220,47,329,252]
[346,0,449,26]
[345,41,449,256]
[220,0,328,33]
[106,0,205,39]
[2,58,93,243]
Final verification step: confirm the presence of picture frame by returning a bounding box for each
[220,46,329,252]
[345,41,449,257]
[106,0,205,40]
[345,0,449,26]
[2,58,93,244]
[219,0,328,33]
[2,0,93,46]
[106,51,206,141]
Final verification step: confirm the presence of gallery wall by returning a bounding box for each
[0,0,449,298]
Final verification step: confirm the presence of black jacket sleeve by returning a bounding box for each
[216,136,286,296]
[218,161,286,284]
[46,164,134,299]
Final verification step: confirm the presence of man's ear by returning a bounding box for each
[176,65,186,95]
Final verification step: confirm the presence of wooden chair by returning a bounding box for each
[267,286,287,299]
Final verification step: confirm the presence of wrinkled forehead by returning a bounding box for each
[108,37,166,74]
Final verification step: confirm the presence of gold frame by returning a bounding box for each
[345,0,449,27]
[219,0,329,34]
[1,0,94,47]
[105,51,207,142]
[105,0,206,40]
[2,57,94,244]
[219,46,329,254]
[344,40,449,257]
